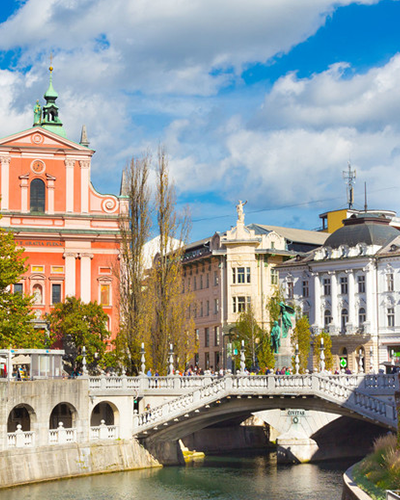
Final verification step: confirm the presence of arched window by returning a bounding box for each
[341,309,349,333]
[30,178,45,213]
[358,308,366,327]
[324,310,332,328]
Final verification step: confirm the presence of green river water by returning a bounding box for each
[0,450,355,500]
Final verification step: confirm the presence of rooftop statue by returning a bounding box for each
[236,199,247,224]
[33,100,42,125]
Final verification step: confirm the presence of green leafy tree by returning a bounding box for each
[235,306,274,370]
[291,316,312,373]
[48,296,110,372]
[313,331,333,372]
[0,228,38,348]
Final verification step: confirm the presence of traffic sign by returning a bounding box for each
[340,357,347,368]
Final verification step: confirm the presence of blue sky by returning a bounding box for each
[1,0,400,240]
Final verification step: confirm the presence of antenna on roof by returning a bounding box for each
[364,182,368,212]
[343,161,356,209]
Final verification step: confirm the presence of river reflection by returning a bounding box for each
[0,451,355,500]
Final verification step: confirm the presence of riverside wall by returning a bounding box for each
[0,439,161,489]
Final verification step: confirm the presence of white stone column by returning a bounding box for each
[64,252,77,297]
[348,270,356,326]
[79,160,90,214]
[46,174,56,215]
[19,174,29,212]
[364,261,376,331]
[0,156,11,210]
[313,273,321,328]
[330,272,338,327]
[80,253,93,303]
[65,159,75,213]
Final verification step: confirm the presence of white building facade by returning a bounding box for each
[278,213,400,372]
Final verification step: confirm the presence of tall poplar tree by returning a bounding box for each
[116,155,153,374]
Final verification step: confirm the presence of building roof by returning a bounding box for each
[324,213,400,249]
[248,223,329,245]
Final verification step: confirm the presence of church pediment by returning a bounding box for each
[0,127,93,153]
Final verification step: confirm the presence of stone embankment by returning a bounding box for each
[342,466,374,500]
[0,439,160,489]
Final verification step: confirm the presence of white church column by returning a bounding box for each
[46,175,56,215]
[1,156,11,210]
[348,270,356,327]
[80,253,93,303]
[65,159,75,213]
[313,273,321,328]
[64,252,77,297]
[330,272,338,327]
[19,174,29,212]
[79,160,90,214]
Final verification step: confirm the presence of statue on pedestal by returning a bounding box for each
[271,321,281,354]
[236,200,247,224]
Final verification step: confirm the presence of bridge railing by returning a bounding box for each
[90,421,118,440]
[48,423,76,445]
[133,373,398,433]
[7,425,34,448]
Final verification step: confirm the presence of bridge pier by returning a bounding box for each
[276,432,319,464]
[142,438,185,466]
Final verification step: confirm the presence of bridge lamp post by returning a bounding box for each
[240,340,246,374]
[140,343,146,375]
[168,344,175,376]
[319,337,325,373]
[295,343,300,375]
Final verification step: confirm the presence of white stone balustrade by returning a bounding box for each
[90,420,118,440]
[49,422,76,445]
[7,425,34,448]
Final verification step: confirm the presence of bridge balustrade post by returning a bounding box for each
[133,410,139,430]
[173,375,180,390]
[57,422,66,444]
[122,373,127,390]
[100,374,106,390]
[138,374,147,393]
[99,420,108,440]
[225,373,233,392]
[311,374,319,393]
[15,424,24,448]
[193,389,201,404]
[267,375,275,390]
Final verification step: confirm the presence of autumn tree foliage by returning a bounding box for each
[291,315,312,374]
[48,296,110,371]
[0,228,41,348]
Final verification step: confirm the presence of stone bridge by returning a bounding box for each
[0,373,397,462]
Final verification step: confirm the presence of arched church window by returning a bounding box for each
[30,178,45,213]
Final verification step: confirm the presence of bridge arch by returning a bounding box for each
[49,402,78,429]
[90,401,119,427]
[7,403,36,432]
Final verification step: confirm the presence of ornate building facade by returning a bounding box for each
[278,213,400,372]
[182,204,328,370]
[0,67,124,342]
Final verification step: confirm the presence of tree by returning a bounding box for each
[291,316,312,374]
[235,306,274,370]
[48,296,110,372]
[116,155,153,375]
[148,148,195,374]
[0,228,39,348]
[313,331,333,372]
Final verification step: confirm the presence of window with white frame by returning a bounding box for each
[324,310,332,328]
[358,307,366,327]
[233,296,251,313]
[387,273,394,292]
[214,298,219,314]
[13,283,23,295]
[302,281,309,298]
[287,282,294,299]
[341,309,348,333]
[271,267,278,285]
[340,276,348,294]
[388,307,395,327]
[358,275,366,293]
[323,278,331,296]
[233,267,251,284]
[51,283,62,305]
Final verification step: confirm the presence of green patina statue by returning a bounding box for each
[33,100,42,125]
[279,301,295,338]
[271,320,281,354]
